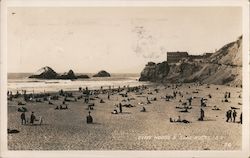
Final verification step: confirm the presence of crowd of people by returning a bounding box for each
[7,83,243,130]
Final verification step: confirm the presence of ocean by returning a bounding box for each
[8,73,150,93]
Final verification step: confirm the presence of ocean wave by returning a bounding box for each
[8,77,149,93]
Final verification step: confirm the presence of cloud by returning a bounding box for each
[131,25,164,60]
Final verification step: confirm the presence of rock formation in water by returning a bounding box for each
[93,70,111,77]
[139,36,242,86]
[29,66,58,79]
[29,67,89,80]
[77,74,90,79]
[57,70,77,80]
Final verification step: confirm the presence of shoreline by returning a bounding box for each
[7,77,148,94]
[7,82,153,96]
[7,81,242,96]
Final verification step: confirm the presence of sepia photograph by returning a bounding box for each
[1,0,250,158]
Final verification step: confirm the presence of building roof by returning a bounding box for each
[167,52,189,56]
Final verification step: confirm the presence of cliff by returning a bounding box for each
[139,61,170,82]
[139,36,242,86]
[207,36,242,66]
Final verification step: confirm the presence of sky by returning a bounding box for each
[7,7,242,73]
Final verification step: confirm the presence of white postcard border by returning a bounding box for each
[1,0,249,158]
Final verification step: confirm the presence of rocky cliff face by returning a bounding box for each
[139,36,242,86]
[208,36,242,66]
[139,61,170,82]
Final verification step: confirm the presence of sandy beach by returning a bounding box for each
[8,83,242,150]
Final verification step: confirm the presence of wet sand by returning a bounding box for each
[8,84,242,150]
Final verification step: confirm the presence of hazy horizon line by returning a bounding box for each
[7,72,141,74]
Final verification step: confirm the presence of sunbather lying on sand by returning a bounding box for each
[18,101,26,105]
[212,106,220,110]
[175,106,192,109]
[55,104,68,110]
[100,99,105,103]
[86,103,95,110]
[138,102,144,105]
[140,107,146,112]
[231,106,240,110]
[111,109,118,114]
[48,101,53,105]
[8,129,20,134]
[170,116,190,123]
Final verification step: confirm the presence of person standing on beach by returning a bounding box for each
[86,111,93,124]
[119,103,123,113]
[39,116,43,125]
[226,110,232,122]
[21,112,26,125]
[173,91,176,99]
[240,112,242,124]
[232,110,237,122]
[188,97,192,106]
[224,92,227,99]
[229,110,232,122]
[199,108,205,121]
[30,112,36,125]
[200,98,205,107]
[226,110,230,122]
[79,87,82,92]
